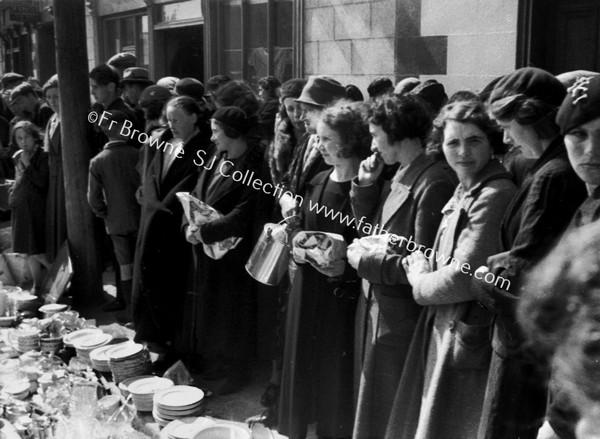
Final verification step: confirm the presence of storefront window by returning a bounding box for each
[103,12,149,69]
[208,0,295,87]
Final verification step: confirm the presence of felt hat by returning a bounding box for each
[212,106,250,135]
[394,77,421,96]
[367,77,393,98]
[556,75,600,135]
[107,52,137,71]
[296,75,345,107]
[175,78,205,102]
[1,72,25,90]
[280,78,307,100]
[120,68,154,87]
[139,85,173,107]
[489,67,566,107]
[9,82,35,104]
[409,79,448,113]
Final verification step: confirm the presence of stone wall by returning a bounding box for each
[303,0,396,96]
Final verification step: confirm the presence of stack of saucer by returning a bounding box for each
[106,342,152,383]
[17,330,41,352]
[73,332,113,362]
[152,386,205,427]
[127,376,173,412]
[89,344,117,372]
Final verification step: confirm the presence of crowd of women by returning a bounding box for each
[2,58,600,439]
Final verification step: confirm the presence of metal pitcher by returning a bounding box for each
[246,221,291,286]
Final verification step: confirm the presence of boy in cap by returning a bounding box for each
[88,110,141,320]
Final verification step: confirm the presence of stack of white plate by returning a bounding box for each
[63,328,103,348]
[73,332,113,361]
[107,342,153,383]
[89,344,117,372]
[118,375,155,398]
[39,303,69,318]
[16,329,41,352]
[152,386,205,427]
[128,376,173,412]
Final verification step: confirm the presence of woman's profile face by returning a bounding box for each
[564,117,600,188]
[442,121,492,188]
[316,120,345,166]
[283,97,303,131]
[496,118,540,158]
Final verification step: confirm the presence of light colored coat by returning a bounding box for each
[384,159,517,439]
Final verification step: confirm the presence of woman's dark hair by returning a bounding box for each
[212,80,260,120]
[12,120,41,146]
[430,100,506,155]
[368,94,432,145]
[489,95,560,139]
[212,118,244,140]
[320,100,371,160]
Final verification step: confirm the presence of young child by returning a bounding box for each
[88,110,140,320]
[9,121,50,293]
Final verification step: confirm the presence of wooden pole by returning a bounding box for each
[53,0,102,305]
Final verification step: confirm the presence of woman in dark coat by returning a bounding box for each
[385,100,517,439]
[9,121,49,291]
[132,96,211,371]
[42,75,66,263]
[278,101,370,439]
[473,67,588,439]
[182,106,266,395]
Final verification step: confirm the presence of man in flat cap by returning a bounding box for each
[107,52,137,77]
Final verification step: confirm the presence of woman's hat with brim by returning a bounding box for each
[212,106,250,135]
[296,75,345,107]
[120,68,154,87]
[556,74,600,135]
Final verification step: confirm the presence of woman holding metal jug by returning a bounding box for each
[278,100,371,439]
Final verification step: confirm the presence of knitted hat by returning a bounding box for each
[296,76,345,107]
[556,75,600,135]
[175,78,205,102]
[212,106,250,135]
[139,85,173,107]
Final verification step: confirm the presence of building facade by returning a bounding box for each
[1,0,599,96]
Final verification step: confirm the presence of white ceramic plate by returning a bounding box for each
[73,332,112,350]
[63,328,102,348]
[105,342,144,360]
[128,376,173,395]
[193,425,250,439]
[155,386,205,409]
[39,304,68,313]
[160,417,216,439]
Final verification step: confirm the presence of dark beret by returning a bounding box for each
[175,78,205,102]
[280,78,307,100]
[139,85,173,107]
[367,77,393,98]
[409,79,448,113]
[212,106,250,135]
[296,76,345,107]
[489,67,566,107]
[556,75,600,135]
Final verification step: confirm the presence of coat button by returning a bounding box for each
[448,320,456,331]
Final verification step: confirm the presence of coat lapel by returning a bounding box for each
[381,153,435,227]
